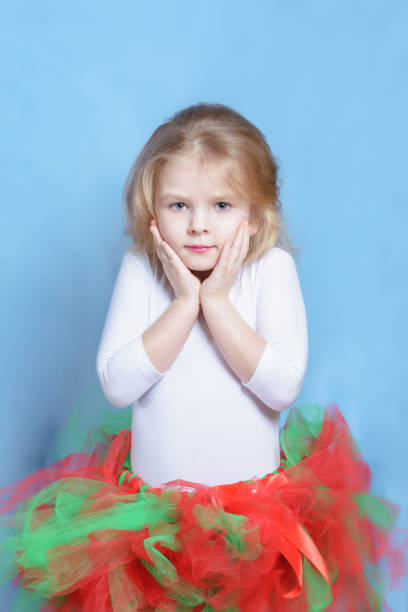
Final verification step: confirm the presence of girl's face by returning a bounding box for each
[154,157,259,279]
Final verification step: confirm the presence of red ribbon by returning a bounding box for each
[211,471,331,600]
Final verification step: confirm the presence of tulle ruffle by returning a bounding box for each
[0,402,406,611]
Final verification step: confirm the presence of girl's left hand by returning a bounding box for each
[200,220,250,303]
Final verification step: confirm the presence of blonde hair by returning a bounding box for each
[122,102,299,271]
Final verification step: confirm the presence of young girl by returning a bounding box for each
[0,103,405,611]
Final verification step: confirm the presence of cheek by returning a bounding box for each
[224,218,244,240]
[156,214,171,236]
[158,218,182,247]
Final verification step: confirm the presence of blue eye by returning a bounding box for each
[169,201,231,211]
[216,201,230,210]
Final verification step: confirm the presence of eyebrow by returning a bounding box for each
[159,193,236,202]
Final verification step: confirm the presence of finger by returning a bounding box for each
[160,240,174,258]
[236,220,246,242]
[219,237,233,262]
[230,222,246,257]
[229,222,247,266]
[151,225,164,247]
[230,222,242,243]
[240,223,250,259]
[150,227,160,249]
[241,221,249,243]
[150,220,163,241]
[220,241,238,272]
[219,221,245,265]
[150,228,169,262]
[225,223,243,254]
[154,233,180,265]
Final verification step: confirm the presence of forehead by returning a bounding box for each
[157,156,242,196]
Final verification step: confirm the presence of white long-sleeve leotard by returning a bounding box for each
[96,246,308,487]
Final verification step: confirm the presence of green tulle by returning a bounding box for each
[1,389,404,611]
[47,385,133,463]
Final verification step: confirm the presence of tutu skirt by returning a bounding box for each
[0,402,406,611]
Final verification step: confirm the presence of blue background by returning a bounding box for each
[1,1,406,608]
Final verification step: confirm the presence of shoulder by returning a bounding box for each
[241,247,298,295]
[121,248,151,277]
[249,247,301,293]
[251,247,304,305]
[257,246,297,272]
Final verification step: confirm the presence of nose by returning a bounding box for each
[187,211,209,234]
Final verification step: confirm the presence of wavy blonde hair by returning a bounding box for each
[122,102,299,271]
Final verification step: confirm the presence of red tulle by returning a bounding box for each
[1,403,406,611]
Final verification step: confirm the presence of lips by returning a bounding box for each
[186,245,213,252]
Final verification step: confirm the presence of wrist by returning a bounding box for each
[175,296,201,313]
[200,295,229,309]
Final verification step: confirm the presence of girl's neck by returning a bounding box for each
[191,268,212,282]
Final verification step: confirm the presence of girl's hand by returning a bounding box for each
[150,218,201,303]
[200,220,250,303]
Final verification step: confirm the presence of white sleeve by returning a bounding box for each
[242,249,308,412]
[96,252,169,408]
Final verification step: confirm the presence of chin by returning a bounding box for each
[189,266,213,272]
[185,252,218,267]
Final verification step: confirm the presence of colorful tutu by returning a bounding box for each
[0,402,406,611]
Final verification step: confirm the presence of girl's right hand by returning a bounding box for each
[149,219,202,303]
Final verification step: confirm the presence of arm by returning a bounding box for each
[142,297,200,373]
[200,298,267,383]
[96,252,199,408]
[201,249,308,412]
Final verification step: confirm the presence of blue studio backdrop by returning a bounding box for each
[1,1,407,609]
